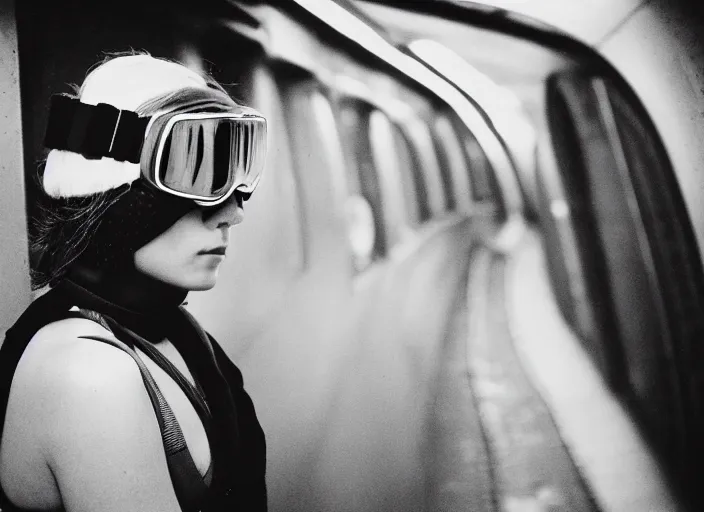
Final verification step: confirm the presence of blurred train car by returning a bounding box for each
[3,0,704,510]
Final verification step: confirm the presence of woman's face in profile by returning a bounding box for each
[134,195,244,290]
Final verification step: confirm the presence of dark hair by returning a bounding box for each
[30,52,236,290]
[30,187,128,289]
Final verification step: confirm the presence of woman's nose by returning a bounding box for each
[202,194,245,229]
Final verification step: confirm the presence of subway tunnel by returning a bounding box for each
[2,0,704,511]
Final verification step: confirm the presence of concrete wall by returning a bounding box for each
[0,0,31,340]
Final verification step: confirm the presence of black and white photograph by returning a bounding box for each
[1,0,703,510]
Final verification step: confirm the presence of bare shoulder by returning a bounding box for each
[3,317,144,469]
[13,317,141,412]
[11,317,157,452]
[2,317,182,512]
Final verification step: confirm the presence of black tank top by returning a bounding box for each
[0,280,267,512]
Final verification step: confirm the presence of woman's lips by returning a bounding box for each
[199,246,227,256]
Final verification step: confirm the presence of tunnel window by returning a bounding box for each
[310,90,377,273]
[391,124,426,225]
[430,126,457,213]
[452,117,498,204]
[336,99,387,263]
[432,113,473,214]
[274,70,370,275]
[405,122,448,218]
[369,109,411,248]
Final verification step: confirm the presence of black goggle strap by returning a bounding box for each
[44,95,150,164]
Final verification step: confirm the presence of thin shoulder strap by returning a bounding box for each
[77,331,210,512]
[76,307,215,508]
[76,333,187,457]
[132,339,211,418]
[101,317,212,422]
[77,308,212,445]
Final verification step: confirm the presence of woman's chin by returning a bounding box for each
[156,269,219,292]
[184,272,219,291]
[189,280,217,291]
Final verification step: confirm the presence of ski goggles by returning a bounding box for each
[45,94,267,206]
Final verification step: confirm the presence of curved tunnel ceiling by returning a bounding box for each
[457,0,645,45]
[354,0,575,123]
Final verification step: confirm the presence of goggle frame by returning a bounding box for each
[143,109,268,207]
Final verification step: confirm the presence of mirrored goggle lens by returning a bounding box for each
[157,116,266,200]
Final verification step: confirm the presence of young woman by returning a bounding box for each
[0,54,268,512]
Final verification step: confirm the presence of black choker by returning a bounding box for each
[63,262,188,343]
